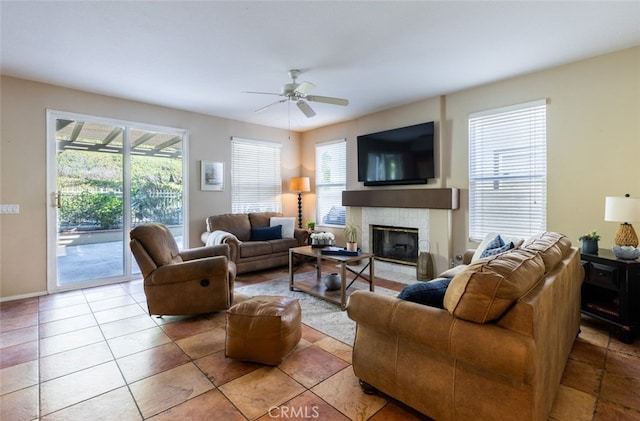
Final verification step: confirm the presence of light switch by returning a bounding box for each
[0,204,20,214]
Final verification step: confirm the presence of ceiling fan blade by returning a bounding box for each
[306,95,349,106]
[294,81,315,95]
[243,91,282,96]
[255,99,287,112]
[296,100,316,118]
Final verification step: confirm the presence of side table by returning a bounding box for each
[580,248,640,343]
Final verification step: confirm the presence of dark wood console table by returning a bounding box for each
[580,249,640,343]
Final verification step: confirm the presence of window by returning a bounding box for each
[468,99,547,242]
[231,137,282,213]
[316,139,346,227]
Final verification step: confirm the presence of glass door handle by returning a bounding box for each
[52,191,62,208]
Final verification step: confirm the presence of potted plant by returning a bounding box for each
[344,223,360,252]
[578,230,600,254]
[306,221,315,231]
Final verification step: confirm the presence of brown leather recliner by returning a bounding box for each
[130,223,236,316]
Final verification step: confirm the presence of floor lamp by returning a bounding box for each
[290,177,310,229]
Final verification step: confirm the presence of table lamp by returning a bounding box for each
[289,176,310,229]
[604,194,640,259]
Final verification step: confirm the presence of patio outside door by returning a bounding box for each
[47,111,187,292]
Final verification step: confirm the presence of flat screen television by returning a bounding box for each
[357,121,435,186]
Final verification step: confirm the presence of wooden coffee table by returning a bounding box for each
[289,245,375,310]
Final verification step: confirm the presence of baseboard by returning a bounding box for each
[1,290,48,303]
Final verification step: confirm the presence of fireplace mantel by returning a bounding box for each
[342,188,459,210]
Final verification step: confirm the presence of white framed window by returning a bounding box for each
[468,99,547,242]
[316,139,347,227]
[231,137,282,213]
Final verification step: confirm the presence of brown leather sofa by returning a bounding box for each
[201,212,309,274]
[130,223,236,316]
[347,232,584,421]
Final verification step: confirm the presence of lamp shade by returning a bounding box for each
[604,196,640,223]
[289,176,310,193]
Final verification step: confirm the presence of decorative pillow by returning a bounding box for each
[438,238,514,278]
[479,235,504,255]
[249,212,282,228]
[270,217,295,238]
[471,233,524,262]
[471,233,501,262]
[444,248,545,323]
[480,239,515,258]
[250,225,282,241]
[397,278,452,309]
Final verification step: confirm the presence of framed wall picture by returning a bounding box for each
[201,161,224,191]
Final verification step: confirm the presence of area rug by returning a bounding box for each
[235,274,397,345]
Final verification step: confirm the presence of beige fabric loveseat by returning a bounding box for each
[201,212,309,274]
[347,232,584,421]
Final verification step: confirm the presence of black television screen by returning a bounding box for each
[357,122,435,186]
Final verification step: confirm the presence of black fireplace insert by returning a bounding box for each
[371,224,419,266]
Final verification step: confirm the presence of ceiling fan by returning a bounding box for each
[243,69,349,118]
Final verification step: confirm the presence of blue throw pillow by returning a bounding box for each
[479,235,515,258]
[481,235,504,252]
[480,241,514,258]
[397,278,452,309]
[250,225,282,241]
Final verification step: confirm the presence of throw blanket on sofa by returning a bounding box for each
[205,230,241,247]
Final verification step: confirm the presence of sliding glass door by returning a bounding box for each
[47,111,188,292]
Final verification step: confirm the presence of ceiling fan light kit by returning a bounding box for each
[245,69,349,118]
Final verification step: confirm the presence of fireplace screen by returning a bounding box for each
[371,225,419,266]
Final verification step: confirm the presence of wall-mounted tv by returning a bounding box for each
[357,121,435,186]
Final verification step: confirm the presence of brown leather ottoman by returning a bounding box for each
[225,295,302,366]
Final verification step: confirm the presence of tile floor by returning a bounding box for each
[1,267,639,420]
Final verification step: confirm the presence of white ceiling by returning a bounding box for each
[2,1,639,132]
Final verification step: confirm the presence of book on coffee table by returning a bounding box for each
[320,246,361,256]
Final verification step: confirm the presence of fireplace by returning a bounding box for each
[371,225,419,266]
[361,207,430,283]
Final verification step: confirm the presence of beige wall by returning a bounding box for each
[445,46,640,259]
[301,97,452,270]
[0,77,300,298]
[301,46,640,271]
[2,46,639,299]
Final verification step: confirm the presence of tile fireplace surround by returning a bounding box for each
[343,188,459,284]
[362,207,430,283]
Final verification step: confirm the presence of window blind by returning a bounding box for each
[231,137,282,213]
[316,139,346,227]
[468,99,547,242]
